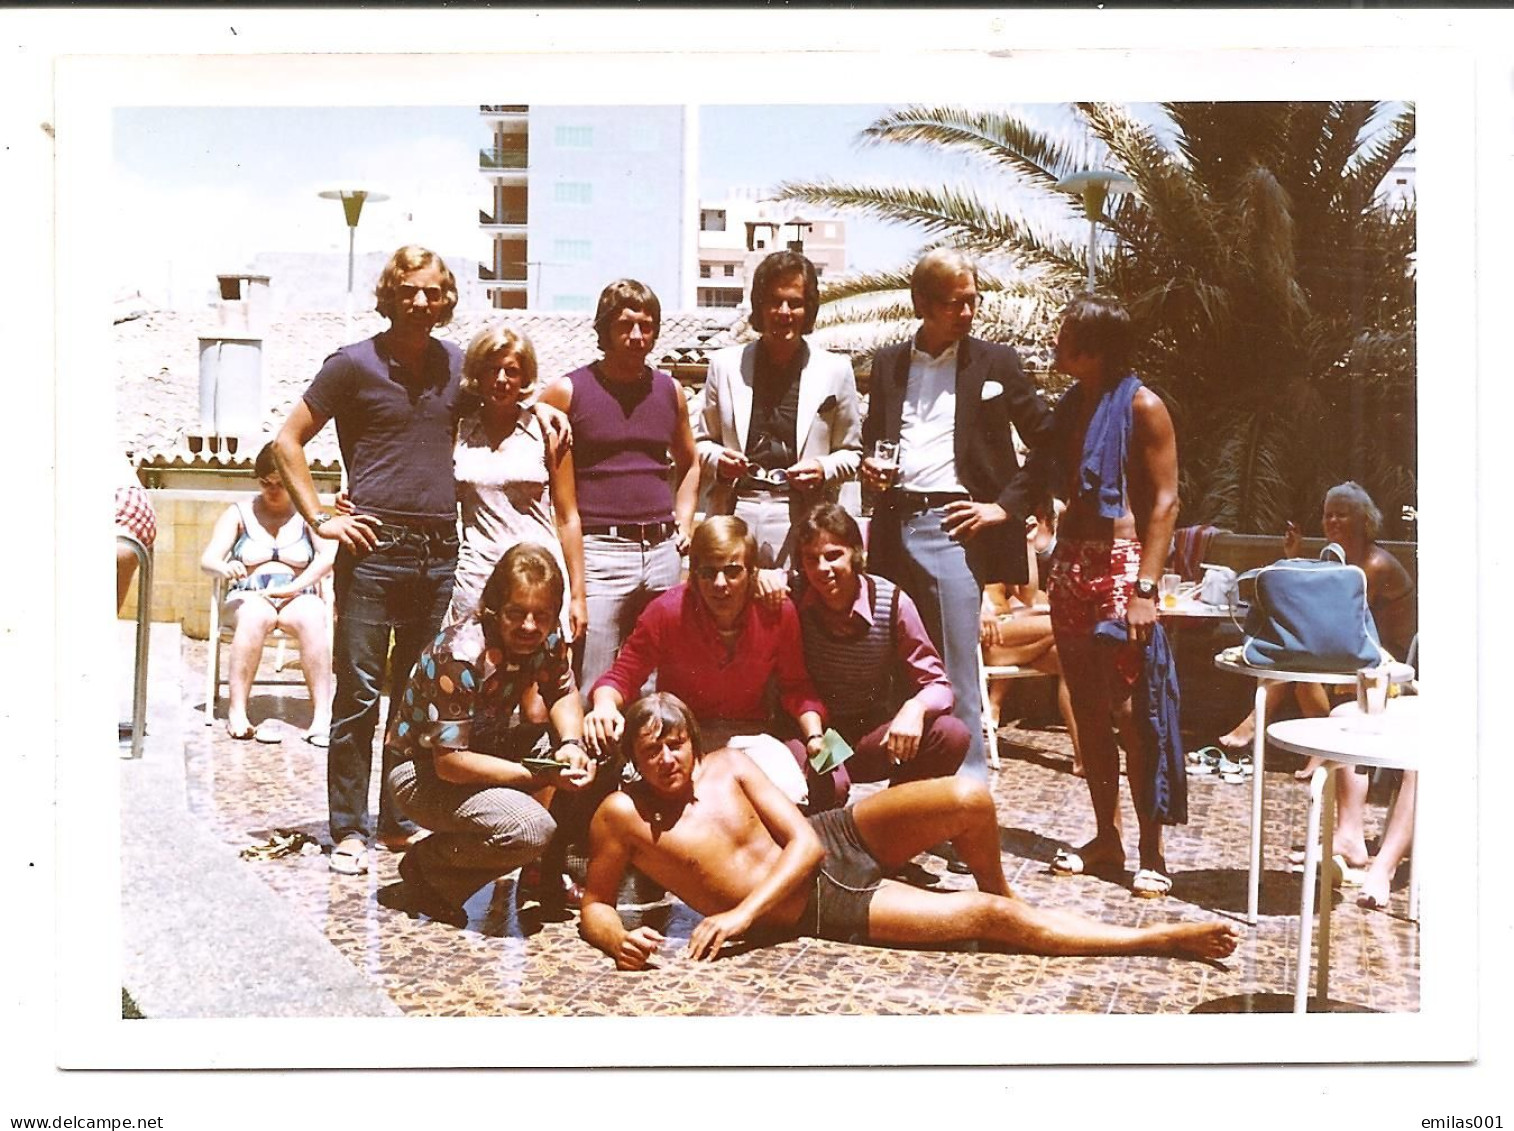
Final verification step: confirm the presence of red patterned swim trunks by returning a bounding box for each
[115,484,157,548]
[1048,537,1144,691]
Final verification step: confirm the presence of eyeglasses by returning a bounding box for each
[695,563,749,583]
[499,604,552,625]
[397,284,445,303]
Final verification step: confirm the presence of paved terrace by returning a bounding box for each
[119,623,1419,1022]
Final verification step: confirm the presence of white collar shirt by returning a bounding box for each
[898,336,966,493]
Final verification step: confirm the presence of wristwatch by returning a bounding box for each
[1134,577,1158,600]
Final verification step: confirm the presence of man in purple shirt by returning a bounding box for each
[538,279,701,699]
[583,515,848,810]
[792,503,968,787]
[274,246,467,876]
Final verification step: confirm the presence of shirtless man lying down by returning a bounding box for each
[579,692,1240,970]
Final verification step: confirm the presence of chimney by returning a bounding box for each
[192,273,271,458]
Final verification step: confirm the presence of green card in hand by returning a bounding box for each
[808,728,855,774]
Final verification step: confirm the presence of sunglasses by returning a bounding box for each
[694,563,749,583]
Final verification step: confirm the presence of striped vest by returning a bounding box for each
[800,574,901,730]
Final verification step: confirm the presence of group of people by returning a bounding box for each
[180,235,1407,970]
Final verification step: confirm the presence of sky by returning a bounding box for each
[111,102,1091,307]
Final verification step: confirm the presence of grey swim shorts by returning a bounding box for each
[800,807,885,945]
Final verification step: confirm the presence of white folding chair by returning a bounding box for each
[203,574,331,726]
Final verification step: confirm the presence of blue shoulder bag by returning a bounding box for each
[1238,544,1384,672]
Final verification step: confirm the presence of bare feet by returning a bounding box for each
[1293,756,1326,782]
[1052,835,1125,876]
[1357,866,1393,910]
[1157,920,1241,961]
[1071,757,1086,778]
[1218,731,1252,752]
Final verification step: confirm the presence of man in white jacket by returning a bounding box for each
[695,250,862,567]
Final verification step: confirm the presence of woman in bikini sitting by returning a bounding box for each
[201,443,336,743]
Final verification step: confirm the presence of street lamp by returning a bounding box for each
[1054,170,1135,291]
[318,188,390,302]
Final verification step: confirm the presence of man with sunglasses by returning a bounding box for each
[273,246,469,877]
[583,516,847,811]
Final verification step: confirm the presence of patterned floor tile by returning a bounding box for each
[170,636,1422,1017]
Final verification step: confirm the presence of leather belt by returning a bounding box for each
[583,521,678,545]
[735,481,790,498]
[891,491,971,514]
[374,521,458,547]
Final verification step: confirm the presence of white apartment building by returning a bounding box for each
[696,189,846,310]
[479,104,694,311]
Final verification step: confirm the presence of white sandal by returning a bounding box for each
[328,838,369,876]
[1132,868,1173,899]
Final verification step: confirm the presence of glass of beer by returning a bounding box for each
[872,440,900,489]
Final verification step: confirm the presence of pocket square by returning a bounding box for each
[981,381,1005,400]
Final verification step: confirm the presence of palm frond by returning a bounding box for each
[817,267,915,306]
[860,104,1095,190]
[774,179,1083,273]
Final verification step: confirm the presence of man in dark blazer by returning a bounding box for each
[860,249,1053,782]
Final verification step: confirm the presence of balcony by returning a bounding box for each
[478,263,528,284]
[478,208,529,229]
[479,147,529,173]
[480,104,529,114]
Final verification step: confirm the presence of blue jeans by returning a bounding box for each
[895,507,990,781]
[577,533,682,700]
[328,531,457,844]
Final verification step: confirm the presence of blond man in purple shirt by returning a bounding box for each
[793,503,968,787]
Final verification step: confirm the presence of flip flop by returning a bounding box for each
[1219,750,1252,784]
[1332,855,1369,887]
[254,721,283,744]
[303,729,331,748]
[1186,746,1222,776]
[1287,847,1368,885]
[328,839,369,876]
[1131,868,1173,899]
[1051,847,1124,877]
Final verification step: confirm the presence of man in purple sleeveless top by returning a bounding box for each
[274,246,467,877]
[539,279,701,698]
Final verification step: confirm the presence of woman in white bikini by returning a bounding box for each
[201,443,336,743]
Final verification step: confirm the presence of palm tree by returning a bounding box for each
[777,102,1417,536]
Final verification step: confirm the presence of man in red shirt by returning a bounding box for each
[584,516,847,810]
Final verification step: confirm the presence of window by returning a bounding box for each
[554,125,593,148]
[554,181,593,205]
[553,239,592,262]
[631,123,659,152]
[700,209,727,232]
[700,264,711,279]
[723,264,735,277]
[698,287,742,309]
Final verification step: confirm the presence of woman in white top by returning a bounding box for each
[446,325,586,641]
[201,443,336,742]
